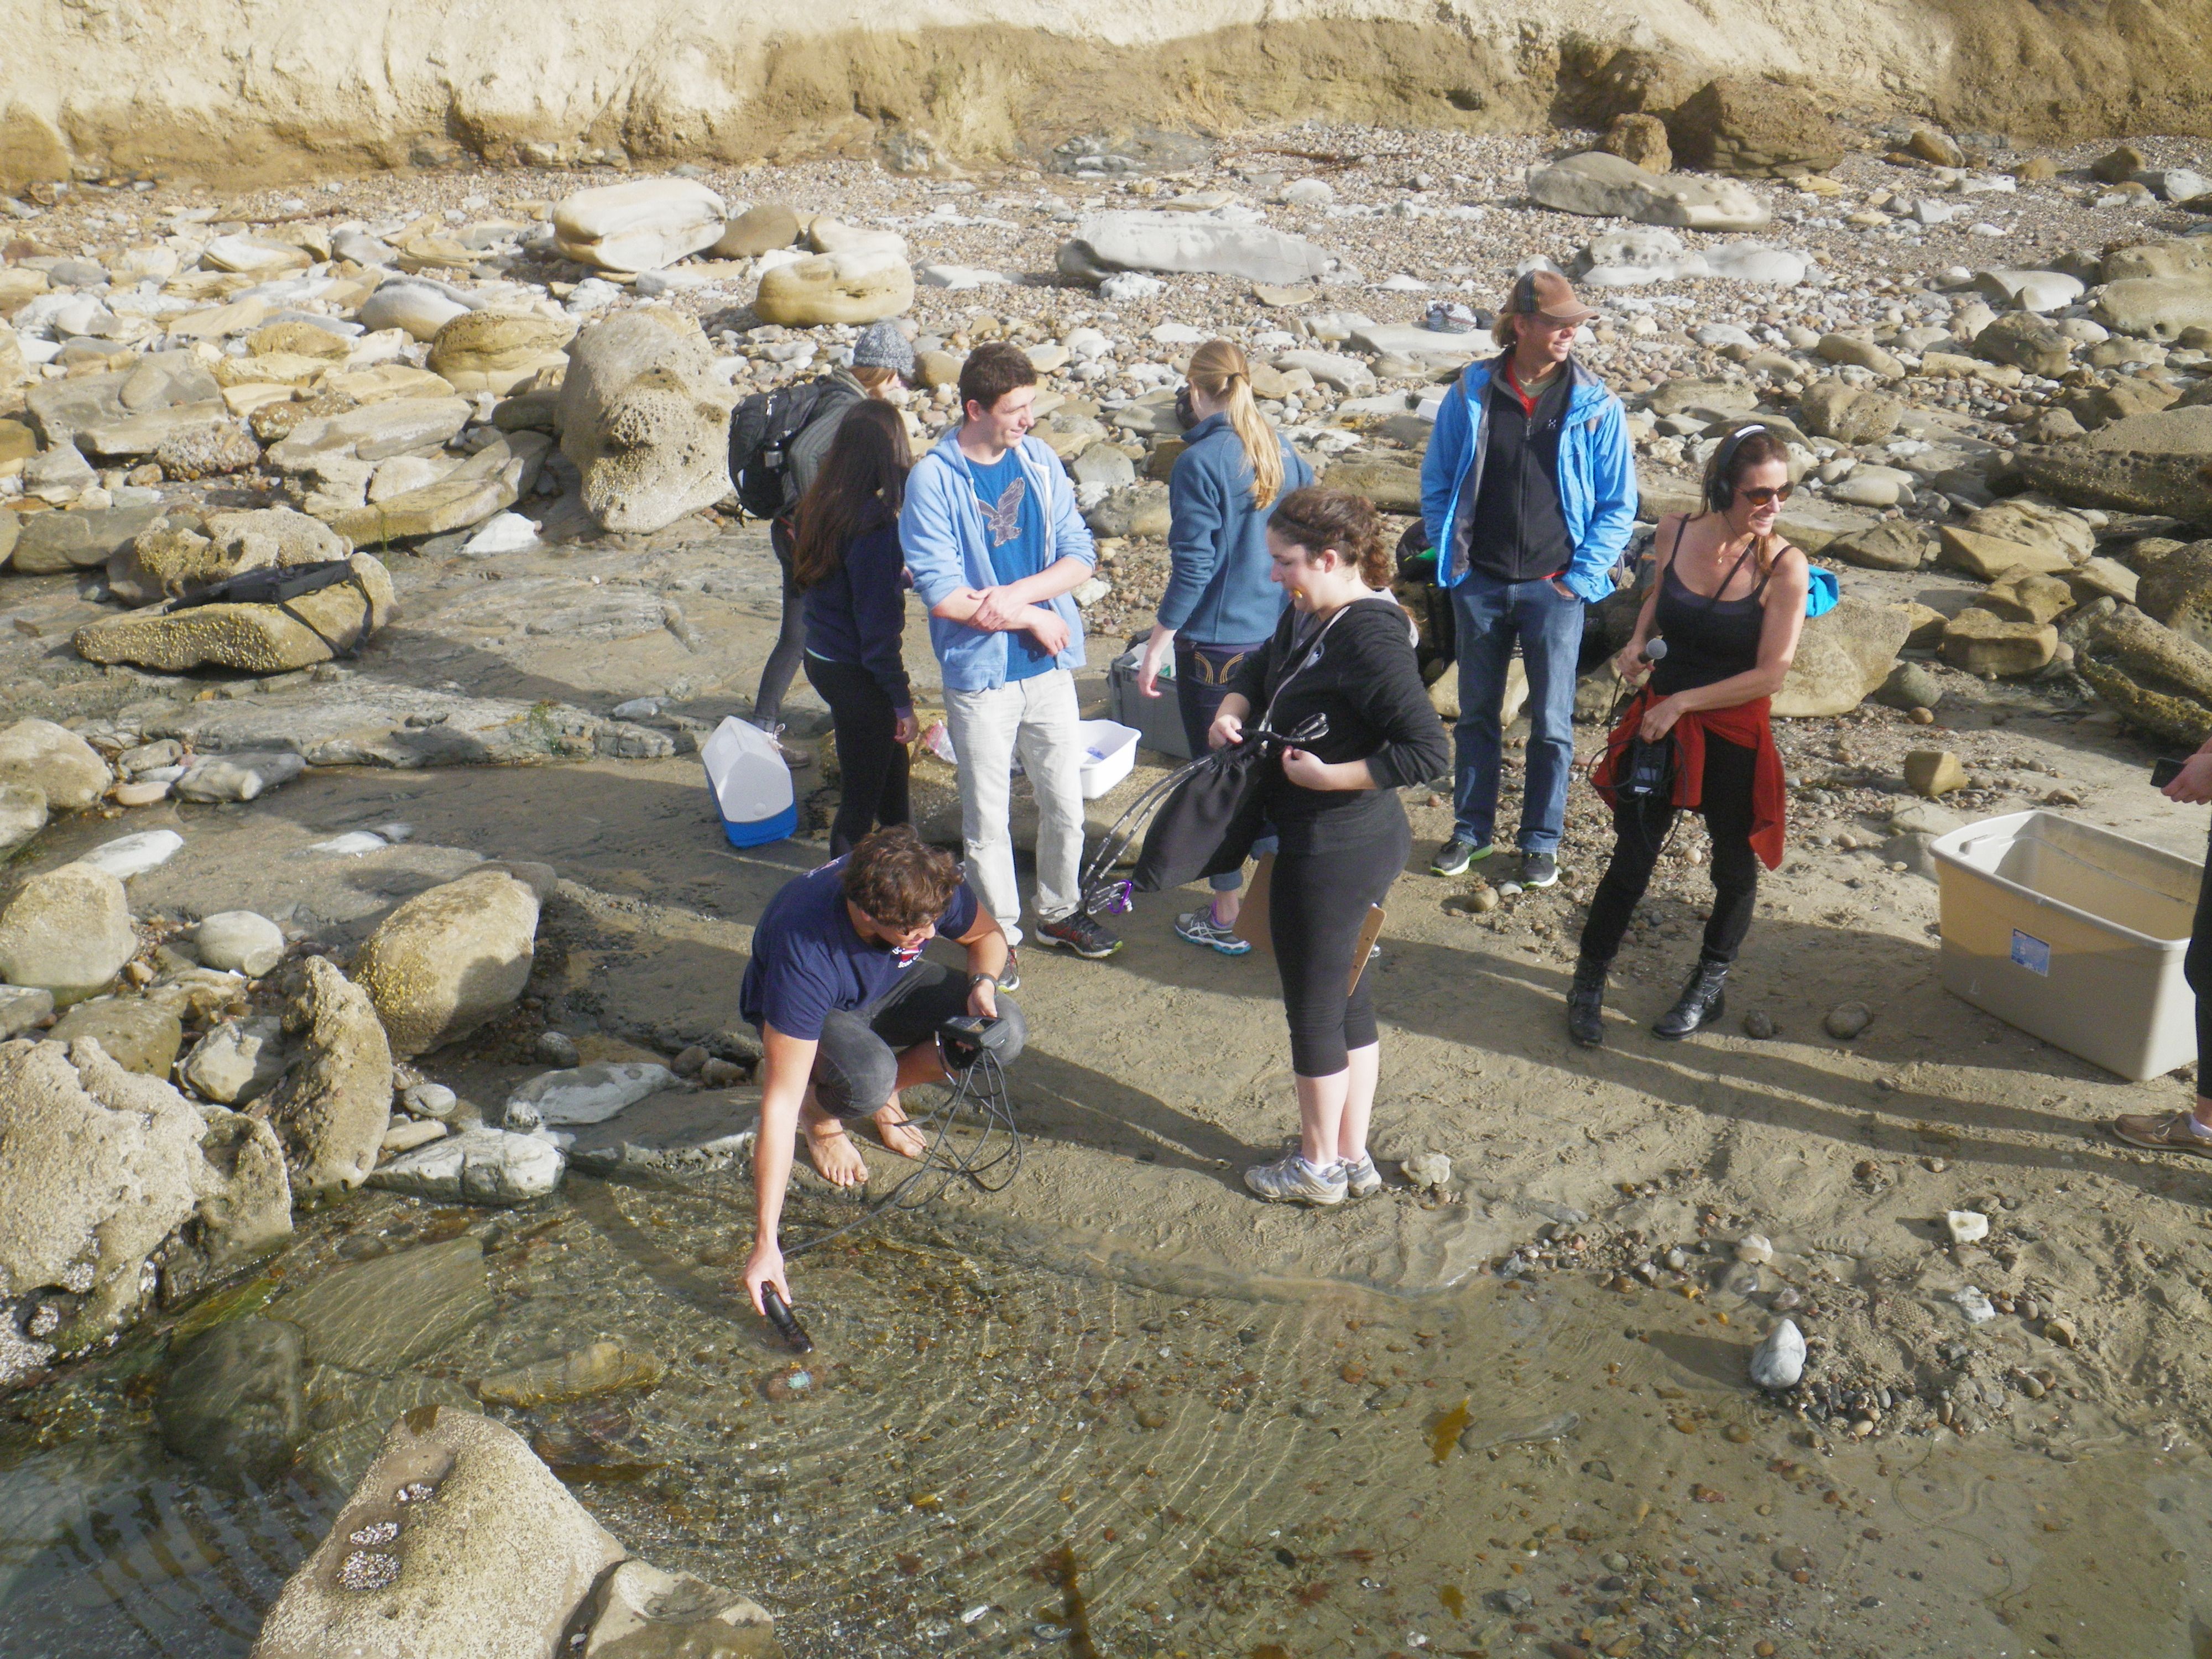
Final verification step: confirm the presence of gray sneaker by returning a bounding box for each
[1519,851,1559,889]
[1243,1151,1347,1206]
[1340,1151,1384,1198]
[1430,835,1491,877]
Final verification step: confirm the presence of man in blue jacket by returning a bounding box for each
[1420,270,1637,890]
[900,342,1121,974]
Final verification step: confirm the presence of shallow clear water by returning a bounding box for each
[6,1170,2212,1658]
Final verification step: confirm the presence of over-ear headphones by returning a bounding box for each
[1707,422,1767,514]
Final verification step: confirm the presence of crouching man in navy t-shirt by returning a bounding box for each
[738,824,1022,1314]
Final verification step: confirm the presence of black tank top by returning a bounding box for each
[1650,525,1771,696]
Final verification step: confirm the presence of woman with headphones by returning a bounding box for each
[1568,425,1810,1047]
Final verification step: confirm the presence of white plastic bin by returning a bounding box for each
[1076,719,1141,799]
[700,717,797,848]
[1930,810,2202,1081]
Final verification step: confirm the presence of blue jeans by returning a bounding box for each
[1449,571,1585,855]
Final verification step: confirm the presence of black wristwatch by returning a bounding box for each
[969,972,1000,992]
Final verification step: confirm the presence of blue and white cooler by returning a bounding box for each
[701,717,797,848]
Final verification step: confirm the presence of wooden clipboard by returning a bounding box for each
[1231,852,1387,993]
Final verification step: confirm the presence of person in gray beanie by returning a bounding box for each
[747,320,917,766]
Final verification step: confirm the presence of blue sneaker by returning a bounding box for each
[1175,905,1252,956]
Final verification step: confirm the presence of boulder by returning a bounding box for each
[579,1559,782,1658]
[1937,524,2073,580]
[0,783,44,855]
[248,321,351,361]
[358,281,471,342]
[180,1016,288,1106]
[264,398,472,471]
[752,248,914,326]
[806,217,908,261]
[156,421,264,480]
[2015,410,2212,517]
[2093,275,2212,341]
[1599,112,1672,173]
[156,1316,306,1483]
[1825,519,1932,571]
[249,1409,625,1659]
[552,178,729,271]
[1771,597,1913,717]
[176,750,308,804]
[558,311,736,535]
[9,500,164,574]
[74,552,394,673]
[1970,268,2084,313]
[1942,607,2059,675]
[77,398,236,459]
[1057,211,1334,285]
[1981,566,2076,624]
[2075,604,2212,745]
[196,911,286,977]
[1875,660,1944,710]
[108,507,349,606]
[1974,312,2074,378]
[352,869,540,1057]
[1525,152,1770,230]
[0,862,135,1005]
[331,431,550,545]
[0,1036,290,1353]
[1964,497,2096,563]
[259,956,393,1198]
[1817,334,1906,380]
[46,997,184,1077]
[1798,380,1902,444]
[2136,540,2212,650]
[425,311,577,395]
[712,204,802,258]
[0,718,109,811]
[1667,77,1845,178]
[2103,240,2212,284]
[368,1124,566,1205]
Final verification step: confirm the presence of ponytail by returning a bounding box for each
[1188,339,1285,508]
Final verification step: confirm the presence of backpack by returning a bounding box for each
[1391,520,1455,686]
[727,377,851,520]
[163,559,378,658]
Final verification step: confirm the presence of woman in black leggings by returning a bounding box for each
[1571,426,1809,1046]
[793,401,916,856]
[1211,487,1449,1205]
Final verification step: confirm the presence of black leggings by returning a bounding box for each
[804,655,910,858]
[2189,825,2212,1091]
[1580,734,1761,968]
[1270,821,1408,1076]
[753,518,806,724]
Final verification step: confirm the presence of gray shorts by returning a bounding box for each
[812,959,1026,1119]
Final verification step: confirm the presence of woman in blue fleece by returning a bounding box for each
[793,400,916,856]
[1135,339,1314,954]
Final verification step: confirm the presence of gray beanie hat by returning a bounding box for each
[851,320,915,378]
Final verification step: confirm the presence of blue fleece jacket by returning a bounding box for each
[1419,355,1638,603]
[1158,413,1313,645]
[899,429,1095,692]
[802,519,912,711]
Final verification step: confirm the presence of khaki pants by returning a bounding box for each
[943,669,1084,946]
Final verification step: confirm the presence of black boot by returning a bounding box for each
[1653,957,1730,1041]
[1566,957,1608,1048]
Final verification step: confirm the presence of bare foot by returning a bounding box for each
[872,1099,928,1161]
[804,1122,869,1187]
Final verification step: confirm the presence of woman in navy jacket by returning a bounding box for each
[794,401,916,856]
[1136,338,1314,953]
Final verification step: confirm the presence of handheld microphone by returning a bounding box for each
[1640,638,1668,663]
[761,1285,814,1354]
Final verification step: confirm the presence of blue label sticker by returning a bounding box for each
[2010,930,2052,976]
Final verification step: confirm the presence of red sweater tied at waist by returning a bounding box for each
[1590,689,1788,870]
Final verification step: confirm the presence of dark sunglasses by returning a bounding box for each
[1735,482,1795,506]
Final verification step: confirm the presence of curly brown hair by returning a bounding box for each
[840,825,962,930]
[1267,484,1391,588]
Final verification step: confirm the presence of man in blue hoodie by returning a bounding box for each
[1419,270,1637,890]
[900,342,1121,975]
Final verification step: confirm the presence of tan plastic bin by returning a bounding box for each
[1930,810,2202,1081]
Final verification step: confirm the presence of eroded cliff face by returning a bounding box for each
[2,0,2209,187]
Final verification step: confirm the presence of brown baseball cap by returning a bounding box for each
[1503,269,1598,325]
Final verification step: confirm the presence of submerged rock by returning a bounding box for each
[1749,1318,1806,1389]
[248,1408,625,1659]
[156,1315,306,1483]
[474,1339,665,1407]
[274,1236,492,1373]
[580,1558,782,1658]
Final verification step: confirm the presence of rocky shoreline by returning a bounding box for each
[8,109,2212,1655]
